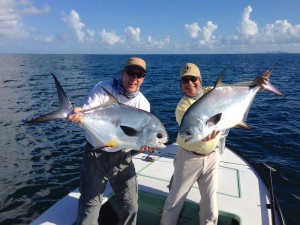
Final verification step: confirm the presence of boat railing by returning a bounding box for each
[262,162,286,225]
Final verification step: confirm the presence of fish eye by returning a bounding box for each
[156,133,163,139]
[157,133,163,139]
[186,130,192,136]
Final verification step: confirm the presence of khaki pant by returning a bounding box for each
[160,147,220,225]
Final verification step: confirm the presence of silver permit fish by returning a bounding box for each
[27,74,168,151]
[179,66,284,144]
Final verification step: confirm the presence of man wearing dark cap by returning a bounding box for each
[68,57,154,225]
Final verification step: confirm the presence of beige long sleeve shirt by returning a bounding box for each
[175,87,221,154]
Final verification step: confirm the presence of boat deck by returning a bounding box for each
[134,144,276,225]
[30,144,278,225]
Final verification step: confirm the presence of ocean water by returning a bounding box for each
[0,54,299,225]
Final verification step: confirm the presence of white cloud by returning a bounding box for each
[62,10,86,43]
[18,0,50,15]
[34,34,54,43]
[100,29,124,45]
[87,29,95,38]
[1,2,299,53]
[224,5,300,52]
[124,26,141,43]
[201,21,218,41]
[261,19,300,44]
[31,5,300,53]
[185,22,201,38]
[237,6,258,39]
[146,36,171,49]
[201,21,218,44]
[21,5,50,15]
[85,29,95,43]
[0,0,28,39]
[184,21,218,48]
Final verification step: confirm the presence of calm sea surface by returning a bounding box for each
[0,54,299,225]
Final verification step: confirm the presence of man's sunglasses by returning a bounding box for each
[181,76,200,84]
[126,69,146,79]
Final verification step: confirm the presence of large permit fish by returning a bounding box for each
[179,66,284,144]
[27,74,168,151]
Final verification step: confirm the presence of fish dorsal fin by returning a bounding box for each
[80,87,119,113]
[120,125,140,137]
[206,113,222,127]
[237,122,252,129]
[213,67,228,89]
[263,59,280,79]
[102,87,119,104]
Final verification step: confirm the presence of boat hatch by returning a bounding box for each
[99,190,240,225]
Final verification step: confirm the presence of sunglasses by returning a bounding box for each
[181,76,200,84]
[126,70,146,79]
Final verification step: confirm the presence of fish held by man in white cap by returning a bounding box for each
[27,72,168,152]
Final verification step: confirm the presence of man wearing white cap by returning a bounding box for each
[68,57,154,225]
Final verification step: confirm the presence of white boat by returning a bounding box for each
[30,144,284,225]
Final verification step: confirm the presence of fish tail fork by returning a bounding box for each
[261,68,285,96]
[26,74,73,124]
[265,82,285,96]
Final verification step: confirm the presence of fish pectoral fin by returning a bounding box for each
[237,122,252,129]
[206,113,222,127]
[120,125,140,137]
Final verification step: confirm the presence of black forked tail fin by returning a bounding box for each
[26,74,73,124]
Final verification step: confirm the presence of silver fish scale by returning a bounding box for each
[81,104,168,151]
[179,84,260,143]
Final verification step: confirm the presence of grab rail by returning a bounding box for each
[262,162,286,225]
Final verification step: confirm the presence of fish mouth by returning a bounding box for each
[157,138,168,148]
[158,143,166,148]
[184,137,192,143]
[158,142,167,148]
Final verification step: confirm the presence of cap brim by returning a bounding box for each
[181,73,200,78]
[125,65,146,73]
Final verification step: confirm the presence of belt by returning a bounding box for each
[183,148,215,157]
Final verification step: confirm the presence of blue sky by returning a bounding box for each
[1,0,300,54]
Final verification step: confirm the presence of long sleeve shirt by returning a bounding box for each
[175,87,222,154]
[83,80,150,150]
